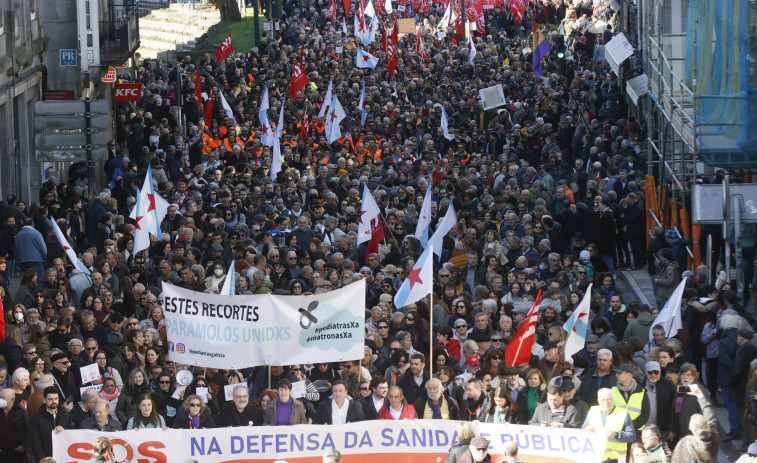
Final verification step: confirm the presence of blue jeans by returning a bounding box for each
[722,387,743,434]
[600,254,615,275]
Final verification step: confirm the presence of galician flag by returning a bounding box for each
[468,33,476,65]
[357,184,381,245]
[359,82,367,125]
[441,105,454,140]
[260,86,275,147]
[220,260,236,295]
[325,94,346,144]
[394,245,434,309]
[563,283,592,361]
[415,186,433,248]
[318,80,333,119]
[270,138,283,180]
[439,3,451,28]
[52,220,90,275]
[356,48,379,69]
[427,202,456,257]
[130,165,171,254]
[650,278,687,339]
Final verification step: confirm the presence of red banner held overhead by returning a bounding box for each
[215,34,234,61]
[114,83,143,102]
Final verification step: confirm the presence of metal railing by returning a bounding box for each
[156,9,200,63]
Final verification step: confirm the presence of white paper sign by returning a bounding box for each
[479,84,507,110]
[196,387,209,403]
[79,384,103,396]
[80,363,101,384]
[291,380,307,398]
[224,384,237,401]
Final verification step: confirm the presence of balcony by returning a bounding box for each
[99,1,140,65]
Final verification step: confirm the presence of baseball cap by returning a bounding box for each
[466,355,481,367]
[616,364,634,374]
[665,229,677,239]
[645,361,661,372]
[560,379,575,391]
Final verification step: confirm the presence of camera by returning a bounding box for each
[677,385,691,394]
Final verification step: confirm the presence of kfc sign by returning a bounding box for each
[115,83,142,102]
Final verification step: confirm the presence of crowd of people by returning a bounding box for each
[0,0,756,462]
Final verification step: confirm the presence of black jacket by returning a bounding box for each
[314,399,366,424]
[396,371,430,405]
[69,402,93,429]
[216,401,266,427]
[172,407,216,429]
[358,395,390,420]
[29,405,74,462]
[80,415,122,432]
[647,378,676,433]
[0,402,28,451]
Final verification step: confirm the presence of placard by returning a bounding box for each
[80,363,101,384]
[397,18,417,34]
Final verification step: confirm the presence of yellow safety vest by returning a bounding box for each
[585,406,630,462]
[611,386,646,430]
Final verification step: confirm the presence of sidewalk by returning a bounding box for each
[616,268,656,308]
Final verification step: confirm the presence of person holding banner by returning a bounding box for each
[378,385,417,419]
[173,394,216,429]
[217,385,265,427]
[265,379,308,426]
[314,380,365,424]
[583,388,636,463]
[126,394,166,430]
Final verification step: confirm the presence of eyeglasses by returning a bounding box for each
[577,271,586,274]
[470,364,481,368]
[406,317,415,321]
[128,321,139,326]
[291,368,301,372]
[159,380,171,384]
[189,403,202,407]
[491,338,503,342]
[378,325,388,329]
[26,351,37,355]
[647,371,660,375]
[36,360,45,365]
[195,384,206,387]
[86,347,98,351]
[455,325,467,329]
[360,387,370,391]
[95,356,107,361]
[456,304,467,309]
[342,365,353,369]
[492,357,502,361]
[104,294,113,299]
[396,361,405,366]
[293,285,302,289]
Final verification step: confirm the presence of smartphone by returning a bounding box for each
[677,385,691,393]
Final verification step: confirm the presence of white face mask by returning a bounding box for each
[150,136,159,146]
[14,313,23,321]
[0,398,7,408]
[214,269,223,277]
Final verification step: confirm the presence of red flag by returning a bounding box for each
[504,290,542,368]
[342,0,351,17]
[215,34,234,61]
[510,0,525,24]
[203,98,213,126]
[366,214,385,256]
[326,0,337,23]
[416,26,426,61]
[388,24,398,76]
[289,46,310,100]
[194,69,202,107]
[299,112,310,140]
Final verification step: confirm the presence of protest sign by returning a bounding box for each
[80,363,101,384]
[54,420,606,463]
[162,280,365,369]
[479,84,507,110]
[397,18,417,34]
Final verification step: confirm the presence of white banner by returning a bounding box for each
[54,420,607,463]
[162,280,366,369]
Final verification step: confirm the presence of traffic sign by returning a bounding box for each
[35,131,110,148]
[36,148,108,162]
[60,49,77,67]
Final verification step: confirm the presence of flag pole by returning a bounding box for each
[429,290,434,378]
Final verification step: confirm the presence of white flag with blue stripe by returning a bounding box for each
[563,283,592,361]
[220,260,236,295]
[52,220,90,276]
[415,186,433,248]
[394,245,433,309]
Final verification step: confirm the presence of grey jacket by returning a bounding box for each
[528,402,580,428]
[264,398,308,425]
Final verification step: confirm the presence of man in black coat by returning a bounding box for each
[460,251,487,294]
[49,352,80,402]
[217,385,266,427]
[358,377,390,420]
[69,389,98,428]
[395,353,430,405]
[643,361,676,434]
[314,381,365,424]
[29,386,74,463]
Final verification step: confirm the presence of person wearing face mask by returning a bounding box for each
[0,388,27,463]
